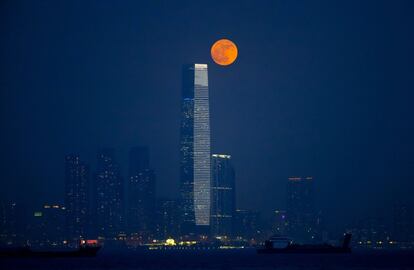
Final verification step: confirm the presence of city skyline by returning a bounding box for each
[1,141,413,248]
[2,3,414,270]
[1,0,414,239]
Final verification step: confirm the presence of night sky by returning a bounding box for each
[1,0,413,227]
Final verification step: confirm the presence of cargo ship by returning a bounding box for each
[0,240,101,258]
[257,233,352,254]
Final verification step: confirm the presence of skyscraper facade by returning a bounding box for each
[94,149,124,239]
[286,176,316,243]
[211,154,235,237]
[180,64,211,233]
[65,155,89,241]
[393,203,413,243]
[233,209,261,241]
[29,204,66,247]
[0,201,22,246]
[155,199,180,239]
[272,210,288,236]
[128,146,156,237]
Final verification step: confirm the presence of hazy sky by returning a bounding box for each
[1,0,413,226]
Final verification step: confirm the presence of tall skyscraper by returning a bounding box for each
[128,146,156,237]
[286,176,316,243]
[94,148,124,239]
[64,155,89,241]
[155,199,180,239]
[0,201,22,246]
[180,64,211,233]
[210,154,235,238]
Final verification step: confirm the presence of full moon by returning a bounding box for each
[211,39,238,66]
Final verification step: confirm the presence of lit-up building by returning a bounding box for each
[0,201,22,246]
[94,148,124,239]
[233,209,261,242]
[392,203,413,243]
[65,155,89,240]
[180,64,211,234]
[351,217,391,249]
[155,199,180,239]
[286,176,316,243]
[272,210,288,236]
[29,204,66,247]
[211,154,235,238]
[128,146,156,237]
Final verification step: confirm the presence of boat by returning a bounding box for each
[0,240,101,258]
[257,233,352,254]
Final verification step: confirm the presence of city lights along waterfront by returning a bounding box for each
[1,1,414,270]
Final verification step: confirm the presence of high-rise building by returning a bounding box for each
[179,64,211,234]
[233,209,261,242]
[0,201,23,246]
[210,154,235,238]
[94,148,124,239]
[393,202,413,243]
[155,199,180,239]
[286,176,316,243]
[64,155,89,241]
[272,210,288,236]
[128,146,156,237]
[29,204,66,247]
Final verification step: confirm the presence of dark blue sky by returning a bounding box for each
[1,0,413,226]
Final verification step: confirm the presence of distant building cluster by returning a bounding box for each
[346,203,414,249]
[1,64,413,250]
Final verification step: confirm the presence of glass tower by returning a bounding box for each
[211,154,235,237]
[94,148,124,239]
[286,176,316,243]
[64,155,89,241]
[180,64,211,232]
[128,146,156,237]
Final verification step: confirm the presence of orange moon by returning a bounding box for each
[211,39,238,66]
